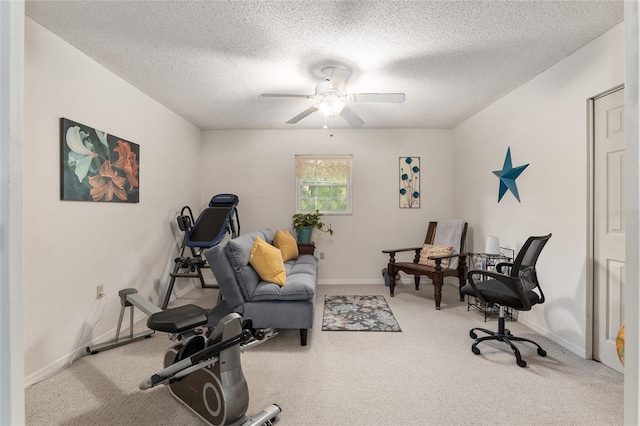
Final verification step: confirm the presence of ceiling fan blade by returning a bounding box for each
[286,106,319,124]
[323,67,352,92]
[340,105,364,127]
[260,94,313,99]
[351,93,406,103]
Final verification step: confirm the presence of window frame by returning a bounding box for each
[295,155,353,215]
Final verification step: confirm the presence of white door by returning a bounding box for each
[593,87,625,373]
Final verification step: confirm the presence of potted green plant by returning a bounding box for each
[291,210,333,243]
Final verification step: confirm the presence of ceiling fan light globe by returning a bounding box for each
[317,99,346,117]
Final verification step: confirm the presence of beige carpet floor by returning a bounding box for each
[25,283,623,425]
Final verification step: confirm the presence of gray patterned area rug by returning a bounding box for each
[322,295,402,332]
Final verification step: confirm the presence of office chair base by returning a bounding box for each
[469,317,547,368]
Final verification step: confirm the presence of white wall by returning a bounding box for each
[23,18,202,382]
[200,129,454,283]
[453,23,625,356]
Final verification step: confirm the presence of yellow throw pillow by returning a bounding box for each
[273,229,299,262]
[419,244,454,268]
[249,237,286,286]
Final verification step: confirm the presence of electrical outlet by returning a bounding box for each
[319,252,325,260]
[96,285,104,299]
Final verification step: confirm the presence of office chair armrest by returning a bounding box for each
[495,262,513,274]
[467,269,532,310]
[467,269,513,282]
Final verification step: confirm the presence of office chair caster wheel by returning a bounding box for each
[471,346,481,355]
[537,348,547,357]
[470,331,477,339]
[517,359,527,368]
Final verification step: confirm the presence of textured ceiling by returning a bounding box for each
[25,0,624,130]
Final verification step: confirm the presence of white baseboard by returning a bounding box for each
[24,282,199,388]
[317,278,460,286]
[517,316,587,359]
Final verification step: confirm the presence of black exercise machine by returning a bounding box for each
[162,193,240,309]
[85,195,278,424]
[88,289,281,425]
[141,303,280,426]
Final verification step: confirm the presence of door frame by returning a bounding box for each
[0,1,25,424]
[586,83,625,361]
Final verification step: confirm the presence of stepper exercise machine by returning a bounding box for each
[162,193,240,309]
[88,289,281,426]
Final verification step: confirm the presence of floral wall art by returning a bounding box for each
[399,156,420,208]
[61,118,139,203]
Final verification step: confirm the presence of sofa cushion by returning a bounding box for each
[251,273,316,301]
[251,253,317,302]
[249,237,286,286]
[226,231,263,268]
[225,231,264,299]
[205,245,246,310]
[273,229,299,262]
[261,228,275,244]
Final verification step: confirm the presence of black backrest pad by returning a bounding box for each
[209,193,239,208]
[189,207,231,243]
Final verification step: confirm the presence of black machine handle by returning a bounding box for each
[176,206,195,232]
[141,328,252,390]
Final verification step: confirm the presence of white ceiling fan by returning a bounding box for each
[260,67,405,128]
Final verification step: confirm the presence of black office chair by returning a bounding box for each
[460,233,552,367]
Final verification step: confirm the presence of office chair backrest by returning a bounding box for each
[510,234,552,292]
[510,234,552,275]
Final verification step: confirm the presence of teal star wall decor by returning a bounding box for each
[493,147,529,203]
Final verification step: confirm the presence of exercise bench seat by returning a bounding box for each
[147,304,209,334]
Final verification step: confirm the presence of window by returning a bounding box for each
[295,155,352,215]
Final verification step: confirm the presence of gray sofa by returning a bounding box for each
[204,229,317,346]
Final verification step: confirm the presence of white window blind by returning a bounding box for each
[295,155,352,214]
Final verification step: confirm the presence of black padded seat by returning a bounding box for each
[461,279,540,310]
[147,304,208,333]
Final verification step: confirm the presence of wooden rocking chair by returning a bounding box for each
[382,221,469,310]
